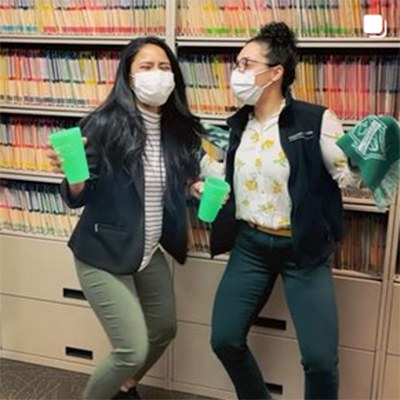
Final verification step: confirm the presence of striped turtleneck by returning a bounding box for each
[138,105,166,271]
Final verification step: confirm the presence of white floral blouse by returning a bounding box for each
[201,105,360,230]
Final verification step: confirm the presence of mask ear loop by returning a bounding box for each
[252,66,277,90]
[260,77,276,91]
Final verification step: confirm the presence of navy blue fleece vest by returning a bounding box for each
[210,96,343,266]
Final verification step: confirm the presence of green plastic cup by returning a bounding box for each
[49,126,89,184]
[198,177,230,223]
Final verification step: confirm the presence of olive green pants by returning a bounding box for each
[75,249,176,400]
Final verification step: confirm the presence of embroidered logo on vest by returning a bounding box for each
[288,131,315,142]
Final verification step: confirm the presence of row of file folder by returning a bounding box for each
[177,0,399,37]
[179,53,400,120]
[0,48,120,107]
[186,201,387,275]
[0,116,74,172]
[0,176,388,275]
[0,181,80,237]
[2,0,398,38]
[334,212,387,275]
[1,47,398,120]
[0,0,166,35]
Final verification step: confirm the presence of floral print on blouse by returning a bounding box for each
[200,106,360,230]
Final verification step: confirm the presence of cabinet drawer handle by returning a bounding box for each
[65,346,93,360]
[265,382,283,395]
[253,317,286,331]
[63,288,86,301]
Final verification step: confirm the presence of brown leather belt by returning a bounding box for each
[247,222,292,237]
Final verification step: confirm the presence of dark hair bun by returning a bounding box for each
[259,22,297,49]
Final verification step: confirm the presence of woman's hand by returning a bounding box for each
[189,181,204,200]
[46,146,63,173]
[189,180,230,205]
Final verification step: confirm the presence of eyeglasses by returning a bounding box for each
[232,57,278,72]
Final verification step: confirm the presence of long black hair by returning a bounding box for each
[79,36,202,197]
[249,22,298,96]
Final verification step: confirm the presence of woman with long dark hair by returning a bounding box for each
[48,37,202,400]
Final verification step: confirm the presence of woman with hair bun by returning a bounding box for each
[199,21,360,399]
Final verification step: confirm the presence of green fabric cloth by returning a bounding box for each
[336,115,400,208]
[201,122,230,152]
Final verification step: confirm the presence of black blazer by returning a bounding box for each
[61,132,189,275]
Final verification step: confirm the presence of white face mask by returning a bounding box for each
[131,70,175,106]
[230,69,275,105]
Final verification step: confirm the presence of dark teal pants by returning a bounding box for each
[211,224,339,400]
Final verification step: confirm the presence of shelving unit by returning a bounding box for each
[0,169,63,184]
[0,35,145,45]
[376,189,400,399]
[176,36,400,48]
[0,104,89,118]
[1,1,399,399]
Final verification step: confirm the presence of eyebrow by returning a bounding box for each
[138,61,171,65]
[238,56,263,61]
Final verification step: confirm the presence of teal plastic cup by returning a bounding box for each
[198,177,230,223]
[49,126,89,184]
